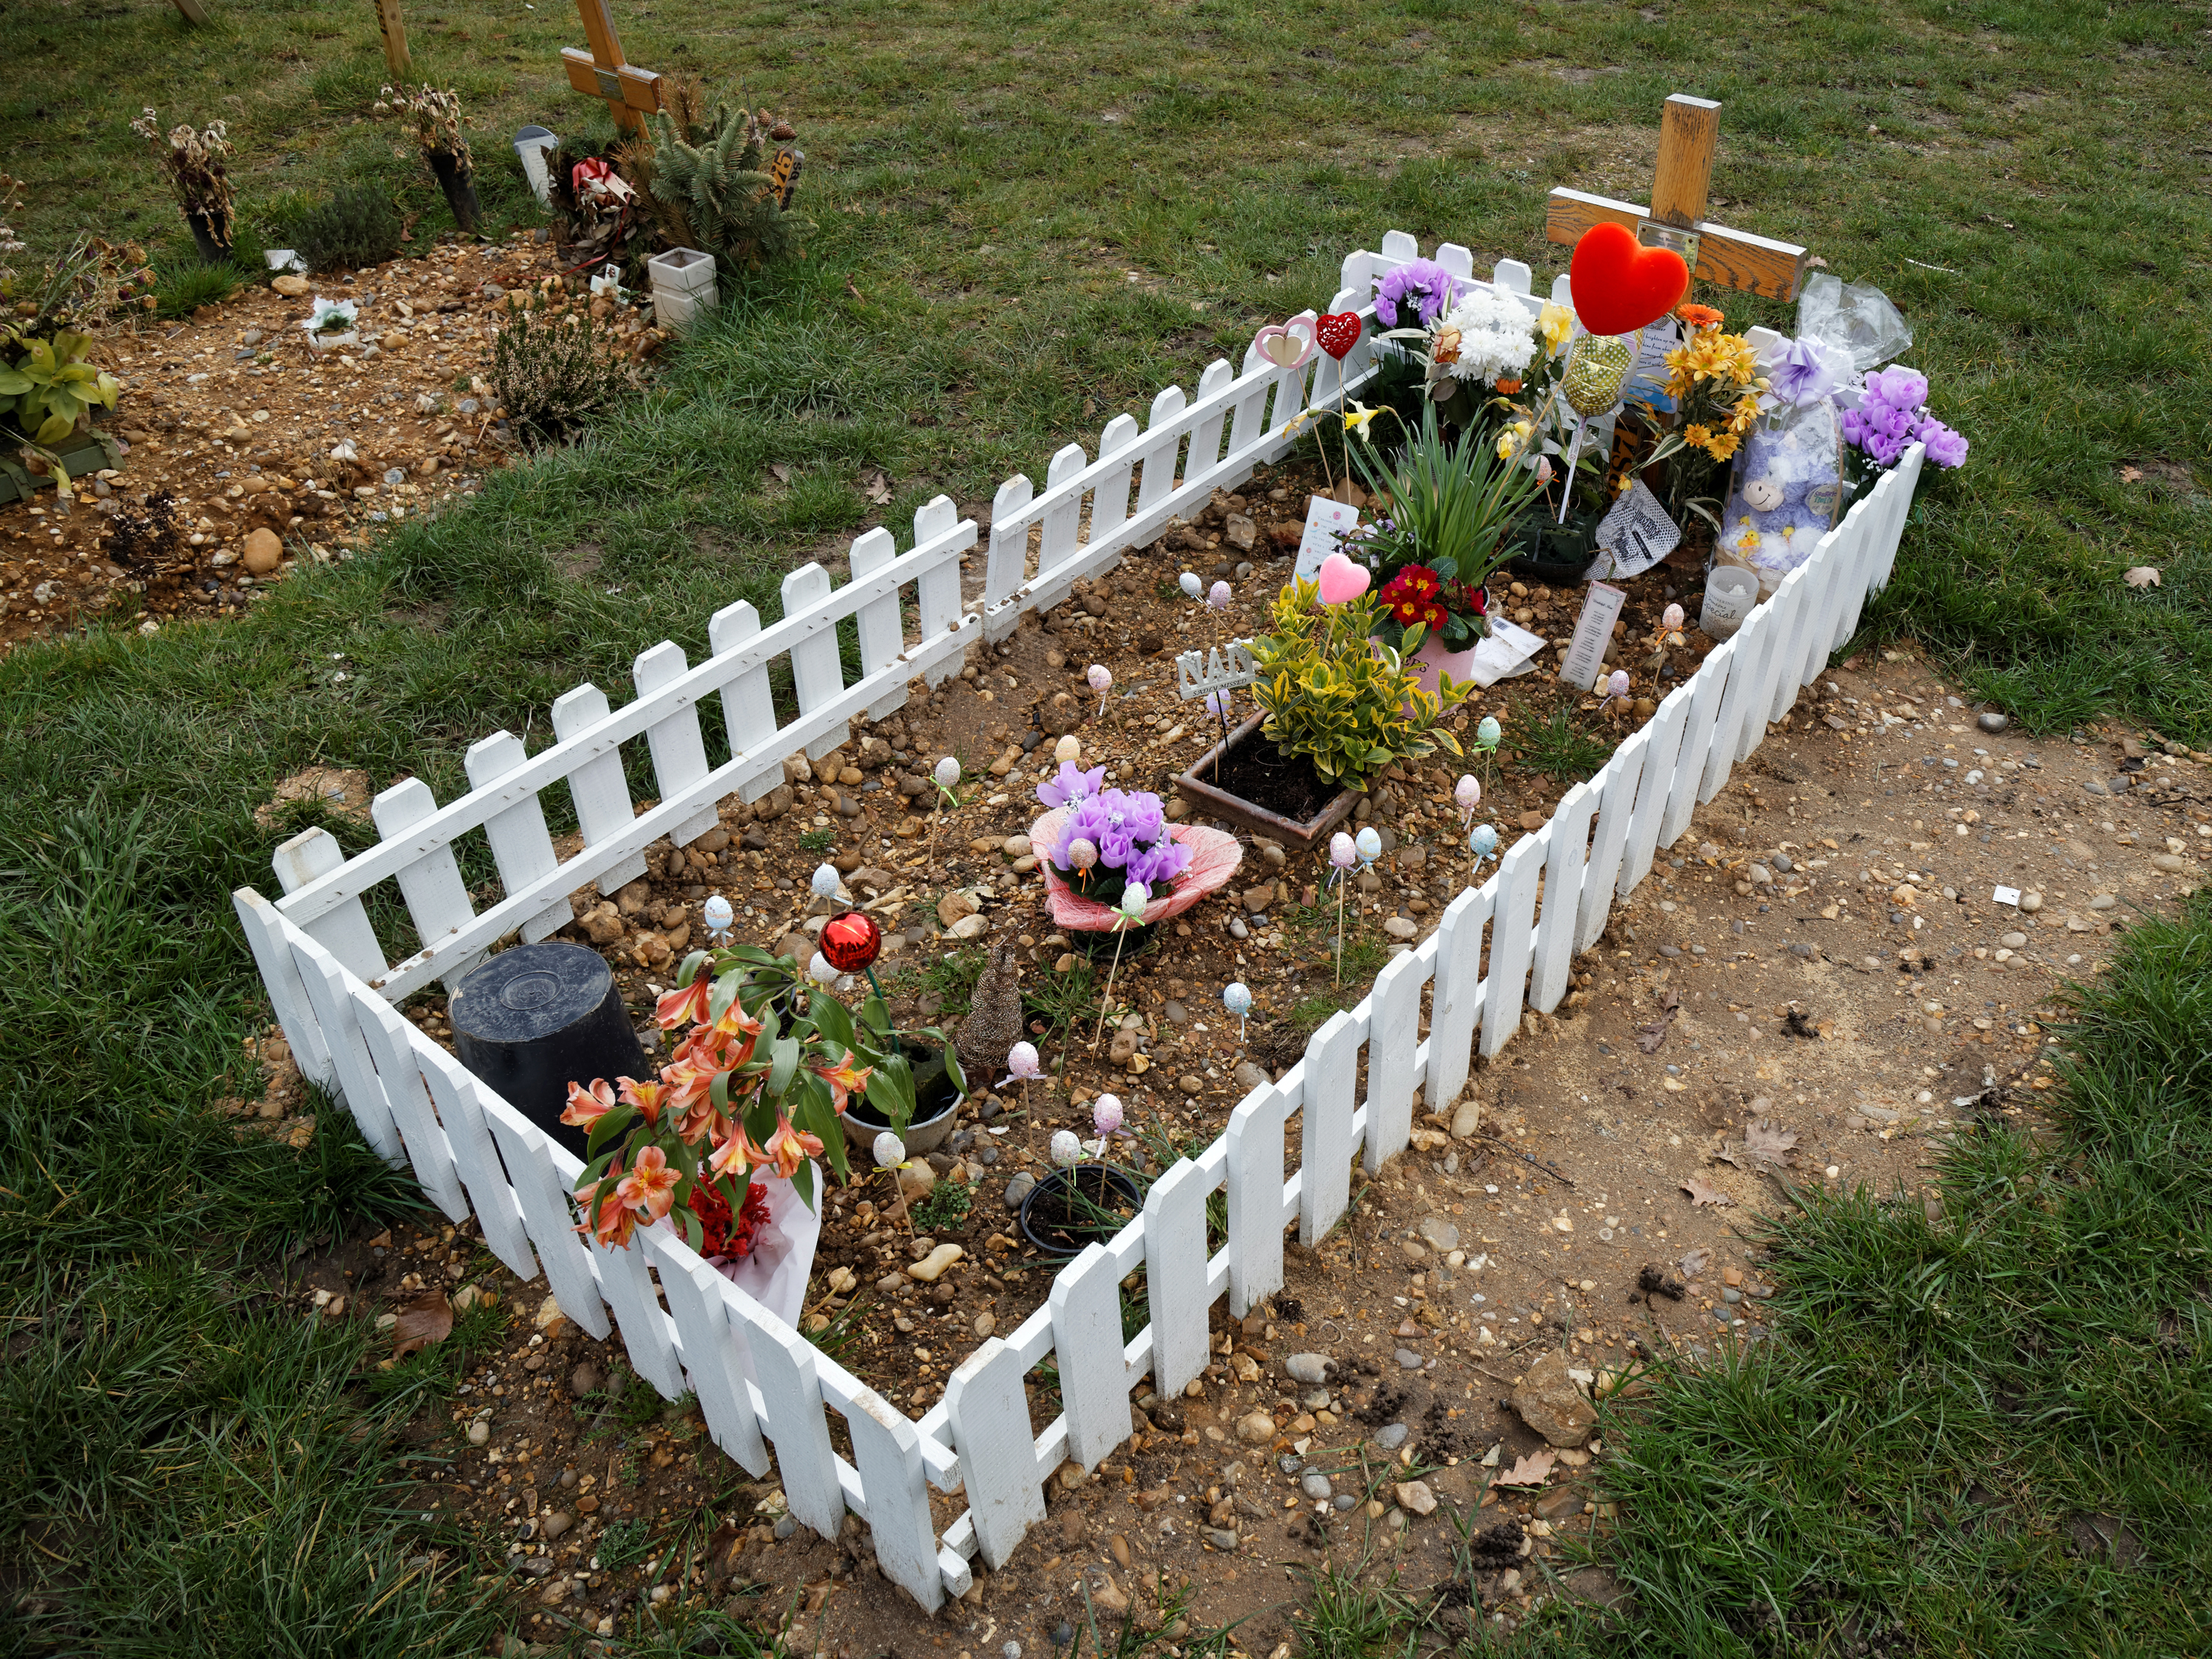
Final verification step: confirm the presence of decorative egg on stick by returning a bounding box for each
[1354,826,1382,869]
[1649,602,1686,673]
[999,1039,1046,1117]
[1222,981,1252,1041]
[928,755,961,864]
[1054,734,1082,764]
[1093,1093,1124,1138]
[1468,821,1500,886]
[1091,880,1151,1050]
[1455,774,1481,830]
[1050,1129,1085,1169]
[702,893,735,945]
[1328,832,1358,985]
[873,1130,911,1229]
[1087,663,1112,715]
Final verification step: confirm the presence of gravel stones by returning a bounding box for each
[1301,1472,1333,1501]
[1416,1216,1460,1251]
[1394,1480,1438,1517]
[1978,711,2008,733]
[1372,1422,1408,1450]
[1002,1171,1037,1209]
[1234,1410,1278,1445]
[1511,1349,1597,1447]
[1203,1528,1240,1551]
[568,1363,600,1399]
[467,1420,490,1447]
[1395,1348,1425,1370]
[1285,1352,1330,1385]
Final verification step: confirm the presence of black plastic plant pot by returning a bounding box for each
[184,209,232,266]
[1066,920,1155,961]
[427,150,483,234]
[1018,1164,1142,1256]
[449,942,649,1162]
[839,1040,963,1155]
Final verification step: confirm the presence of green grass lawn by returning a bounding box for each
[3,0,2209,1651]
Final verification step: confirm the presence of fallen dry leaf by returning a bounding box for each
[864,471,892,504]
[1635,1011,1674,1054]
[2118,465,2145,483]
[1489,1447,1558,1488]
[1680,1176,1734,1208]
[768,462,793,484]
[1677,1248,1711,1280]
[1742,1119,1801,1169]
[2124,566,2161,589]
[392,1290,454,1360]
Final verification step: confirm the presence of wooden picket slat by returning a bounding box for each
[1299,1012,1360,1248]
[1183,360,1237,489]
[744,1315,846,1539]
[1048,1241,1134,1464]
[371,777,484,992]
[551,684,649,897]
[1143,1158,1213,1397]
[846,528,911,720]
[591,1231,686,1399]
[1699,599,1781,799]
[1224,1082,1290,1315]
[945,1338,1046,1569]
[479,1102,612,1341]
[984,475,1035,611]
[912,496,966,665]
[634,641,720,846]
[465,731,574,944]
[1618,685,1693,897]
[843,1385,943,1611]
[1362,948,1426,1173]
[1038,443,1089,575]
[643,1230,770,1476]
[1423,886,1491,1124]
[1574,730,1647,954]
[410,1038,538,1282]
[273,827,386,982]
[1133,386,1188,519]
[1529,782,1596,1014]
[782,563,849,762]
[708,600,784,804]
[1478,832,1545,1060]
[352,993,469,1220]
[1661,649,1733,845]
[232,886,334,1087]
[288,936,405,1164]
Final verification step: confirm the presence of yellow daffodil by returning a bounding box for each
[1343,400,1383,442]
[1495,417,1534,461]
[1537,300,1573,354]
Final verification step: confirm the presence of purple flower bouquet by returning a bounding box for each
[1036,760,1191,909]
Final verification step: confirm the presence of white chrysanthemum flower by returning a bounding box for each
[1433,285,1539,384]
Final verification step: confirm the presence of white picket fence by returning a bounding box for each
[232,232,1926,1610]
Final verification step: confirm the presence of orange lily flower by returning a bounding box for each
[763,1116,824,1179]
[655,973,713,1030]
[807,1053,873,1115]
[614,1143,681,1222]
[708,1123,771,1181]
[618,1075,669,1125]
[561,1078,619,1131]
[577,1163,636,1248]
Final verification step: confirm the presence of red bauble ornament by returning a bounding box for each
[820,909,883,973]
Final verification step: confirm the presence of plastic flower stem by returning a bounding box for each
[1091,920,1131,1053]
[1335,872,1347,987]
[864,965,886,1004]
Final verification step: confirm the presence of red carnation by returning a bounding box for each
[820,910,882,973]
[689,1178,772,1261]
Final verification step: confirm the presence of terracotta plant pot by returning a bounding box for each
[1174,713,1359,853]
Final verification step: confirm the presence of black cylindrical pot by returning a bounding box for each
[184,209,232,265]
[427,150,482,234]
[450,942,648,1161]
[1018,1164,1143,1256]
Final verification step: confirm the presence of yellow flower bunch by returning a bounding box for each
[1663,327,1763,402]
[1537,300,1573,355]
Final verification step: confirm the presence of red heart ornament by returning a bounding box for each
[1568,223,1691,338]
[1314,311,1363,360]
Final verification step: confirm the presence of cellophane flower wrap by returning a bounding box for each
[1040,759,1191,908]
[563,941,965,1256]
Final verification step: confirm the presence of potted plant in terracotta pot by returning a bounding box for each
[1344,401,1542,696]
[1176,573,1471,850]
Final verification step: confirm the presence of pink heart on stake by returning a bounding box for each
[1252,319,1317,370]
[1316,552,1370,605]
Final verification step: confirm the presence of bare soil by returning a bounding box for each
[247,467,2209,1652]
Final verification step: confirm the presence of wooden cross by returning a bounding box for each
[1545,94,1811,301]
[374,0,410,75]
[561,0,661,133]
